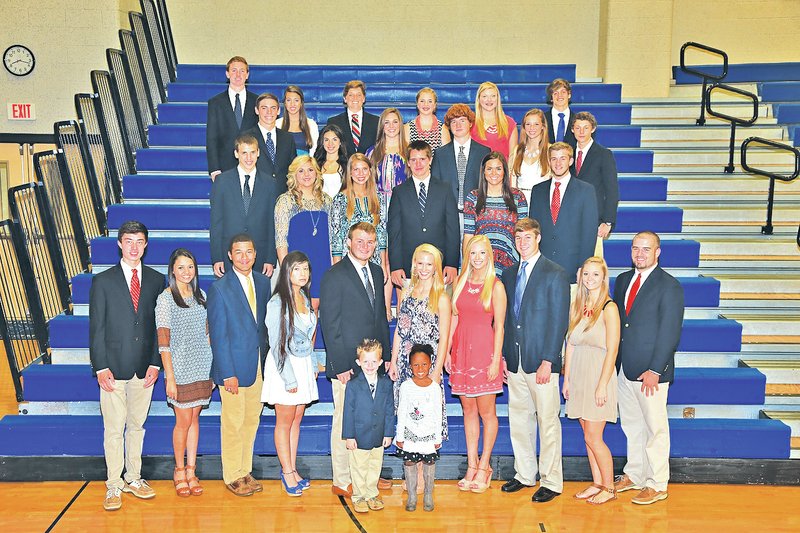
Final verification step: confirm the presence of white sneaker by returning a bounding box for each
[122,478,156,499]
[103,487,122,511]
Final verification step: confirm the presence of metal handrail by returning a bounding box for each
[740,136,800,235]
[706,83,760,173]
[679,42,729,126]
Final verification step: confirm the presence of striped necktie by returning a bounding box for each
[130,268,140,312]
[457,145,467,209]
[418,181,427,213]
[351,114,361,149]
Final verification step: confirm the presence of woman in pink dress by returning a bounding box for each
[471,81,518,158]
[447,234,507,494]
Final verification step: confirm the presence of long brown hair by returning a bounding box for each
[272,251,311,370]
[369,108,408,168]
[167,248,206,308]
[511,108,550,178]
[345,153,380,226]
[278,85,313,150]
[476,152,517,215]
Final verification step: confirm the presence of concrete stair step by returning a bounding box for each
[722,315,800,337]
[741,360,800,385]
[631,103,771,120]
[640,126,785,147]
[762,410,800,437]
[679,205,800,225]
[713,274,800,295]
[665,83,760,100]
[698,238,800,257]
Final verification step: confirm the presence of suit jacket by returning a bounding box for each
[529,177,598,283]
[319,258,390,377]
[342,373,396,449]
[544,106,577,148]
[501,256,569,374]
[430,140,491,208]
[89,263,165,379]
[207,270,271,387]
[326,110,380,156]
[572,142,619,227]
[206,89,259,174]
[210,167,278,271]
[387,177,460,274]
[243,125,298,194]
[613,266,684,384]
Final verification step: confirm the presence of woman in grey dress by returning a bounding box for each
[156,248,213,497]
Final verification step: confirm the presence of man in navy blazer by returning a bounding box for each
[320,222,391,496]
[243,92,298,194]
[326,80,380,156]
[500,218,569,503]
[529,142,598,284]
[206,56,259,180]
[90,220,165,511]
[430,104,491,228]
[612,231,684,505]
[388,140,460,286]
[544,78,577,147]
[208,233,271,496]
[210,134,278,278]
[571,112,619,253]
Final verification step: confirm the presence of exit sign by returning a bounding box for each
[7,102,36,120]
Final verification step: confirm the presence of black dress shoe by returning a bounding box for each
[532,486,560,503]
[501,479,534,493]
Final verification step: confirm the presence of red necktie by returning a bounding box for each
[625,273,641,315]
[550,181,561,224]
[576,150,583,174]
[130,268,140,312]
[351,114,361,149]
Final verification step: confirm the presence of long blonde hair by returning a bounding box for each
[286,155,325,207]
[511,108,550,178]
[568,256,611,333]
[474,81,509,141]
[404,243,445,314]
[344,153,380,226]
[452,235,495,314]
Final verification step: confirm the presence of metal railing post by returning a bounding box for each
[740,137,800,235]
[679,42,729,126]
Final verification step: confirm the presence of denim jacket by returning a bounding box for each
[266,293,316,390]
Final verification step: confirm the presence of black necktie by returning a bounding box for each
[234,93,243,129]
[243,174,251,214]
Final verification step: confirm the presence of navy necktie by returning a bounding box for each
[514,261,529,319]
[234,93,243,129]
[556,112,565,142]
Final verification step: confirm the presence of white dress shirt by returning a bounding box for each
[233,268,257,322]
[551,107,571,135]
[237,165,256,195]
[257,123,278,148]
[228,87,246,112]
[550,174,571,205]
[347,253,375,297]
[411,174,432,197]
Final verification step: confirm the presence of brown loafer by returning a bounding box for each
[331,483,353,497]
[377,478,393,490]
[226,477,255,497]
[244,474,263,493]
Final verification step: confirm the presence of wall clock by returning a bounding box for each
[3,45,35,76]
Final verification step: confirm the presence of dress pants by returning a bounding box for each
[507,368,563,492]
[100,374,155,489]
[330,379,351,489]
[617,365,670,491]
[348,446,384,501]
[219,360,264,484]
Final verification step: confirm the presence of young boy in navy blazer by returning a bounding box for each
[342,339,396,513]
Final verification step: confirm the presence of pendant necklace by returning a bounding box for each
[309,210,320,236]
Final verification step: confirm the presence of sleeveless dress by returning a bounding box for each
[449,280,503,397]
[462,188,528,275]
[470,115,517,158]
[408,116,444,155]
[565,303,618,423]
[365,147,408,206]
[394,294,448,440]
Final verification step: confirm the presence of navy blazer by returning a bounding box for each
[209,167,278,271]
[242,125,297,195]
[89,263,165,379]
[206,89,259,174]
[613,266,684,384]
[544,106,577,147]
[208,270,271,387]
[319,258,391,377]
[342,373,396,449]
[572,142,619,227]
[502,256,569,374]
[529,177,598,283]
[387,176,460,274]
[326,110,380,156]
[430,140,491,208]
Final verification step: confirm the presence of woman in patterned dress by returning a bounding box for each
[447,235,506,493]
[156,248,213,497]
[313,124,348,199]
[508,108,551,204]
[471,81,518,158]
[329,153,391,320]
[462,151,528,276]
[274,155,332,302]
[367,107,408,207]
[276,85,319,156]
[403,87,450,155]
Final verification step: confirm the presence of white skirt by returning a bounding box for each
[261,348,319,406]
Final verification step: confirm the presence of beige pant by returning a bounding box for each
[219,361,264,484]
[100,374,154,489]
[507,369,563,492]
[348,446,384,501]
[617,366,670,491]
[330,379,351,489]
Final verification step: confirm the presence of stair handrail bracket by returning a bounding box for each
[705,83,759,174]
[679,41,729,126]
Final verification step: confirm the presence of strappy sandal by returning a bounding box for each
[185,464,203,496]
[469,466,493,493]
[457,464,478,491]
[173,466,191,497]
[587,486,617,505]
[574,483,604,500]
